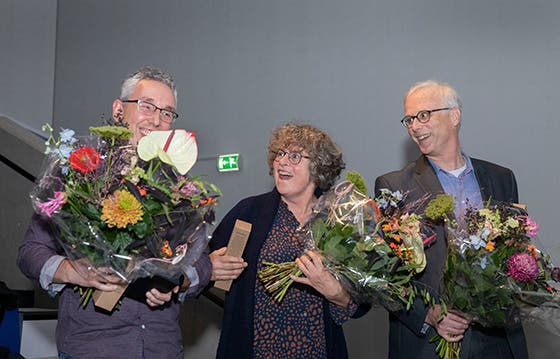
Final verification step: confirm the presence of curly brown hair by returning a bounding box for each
[267,122,345,191]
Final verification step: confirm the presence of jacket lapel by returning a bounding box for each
[249,189,280,253]
[472,159,492,202]
[413,156,444,197]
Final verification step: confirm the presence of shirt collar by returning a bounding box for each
[427,152,474,177]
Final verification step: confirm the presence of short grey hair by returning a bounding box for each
[120,66,177,102]
[405,80,462,113]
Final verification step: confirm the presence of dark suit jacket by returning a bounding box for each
[209,188,370,359]
[375,155,528,359]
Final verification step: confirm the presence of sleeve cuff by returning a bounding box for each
[40,255,67,296]
[420,322,433,337]
[177,265,200,301]
[328,300,358,326]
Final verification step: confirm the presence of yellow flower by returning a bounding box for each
[485,240,496,252]
[101,189,143,228]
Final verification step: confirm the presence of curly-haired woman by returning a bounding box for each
[209,122,370,358]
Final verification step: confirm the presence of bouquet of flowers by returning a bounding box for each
[425,195,560,359]
[31,124,220,310]
[258,172,435,310]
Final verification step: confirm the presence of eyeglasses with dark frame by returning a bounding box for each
[400,107,451,128]
[121,99,179,124]
[274,149,311,165]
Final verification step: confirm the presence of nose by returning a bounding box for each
[275,154,290,165]
[408,117,422,131]
[148,110,162,127]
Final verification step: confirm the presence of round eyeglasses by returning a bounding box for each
[401,107,451,128]
[122,99,179,124]
[274,149,311,165]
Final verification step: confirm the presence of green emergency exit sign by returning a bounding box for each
[218,153,240,172]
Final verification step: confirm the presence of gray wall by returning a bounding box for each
[0,0,57,134]
[2,0,560,358]
[0,0,57,295]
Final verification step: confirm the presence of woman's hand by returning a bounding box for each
[292,250,351,307]
[210,247,248,281]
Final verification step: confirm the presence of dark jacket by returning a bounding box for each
[375,155,528,359]
[209,188,370,359]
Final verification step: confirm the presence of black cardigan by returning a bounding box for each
[209,188,370,359]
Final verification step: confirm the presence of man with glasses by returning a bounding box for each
[375,80,528,358]
[18,67,211,358]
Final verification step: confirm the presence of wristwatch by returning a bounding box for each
[420,322,432,336]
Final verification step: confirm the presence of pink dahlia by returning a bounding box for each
[507,252,539,282]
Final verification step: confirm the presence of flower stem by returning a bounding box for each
[258,261,303,302]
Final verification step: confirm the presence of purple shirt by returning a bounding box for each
[17,213,212,359]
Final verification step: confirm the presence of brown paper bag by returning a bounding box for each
[214,219,252,291]
[92,285,127,311]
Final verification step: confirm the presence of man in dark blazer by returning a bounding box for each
[375,80,528,359]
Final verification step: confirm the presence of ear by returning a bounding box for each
[112,99,124,122]
[450,108,461,128]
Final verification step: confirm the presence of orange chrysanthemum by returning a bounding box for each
[101,189,144,228]
[485,240,496,252]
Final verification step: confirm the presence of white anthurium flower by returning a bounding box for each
[137,129,198,175]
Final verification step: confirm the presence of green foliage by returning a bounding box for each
[442,244,518,327]
[112,232,134,254]
[425,194,454,222]
[89,125,134,140]
[345,170,368,195]
[310,217,417,307]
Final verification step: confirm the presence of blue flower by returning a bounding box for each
[480,227,491,240]
[60,129,77,144]
[479,256,487,269]
[58,144,73,159]
[469,235,485,250]
[377,198,388,209]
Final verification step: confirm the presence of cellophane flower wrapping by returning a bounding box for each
[30,124,220,303]
[440,200,560,331]
[259,179,432,310]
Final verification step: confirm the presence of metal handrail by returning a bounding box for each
[0,116,46,153]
